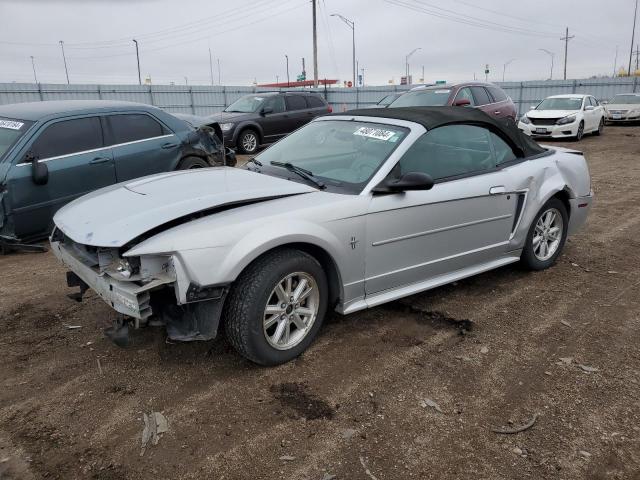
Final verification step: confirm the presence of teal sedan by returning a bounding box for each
[0,100,232,246]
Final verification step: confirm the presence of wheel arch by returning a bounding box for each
[235,122,264,143]
[551,188,572,219]
[228,241,343,309]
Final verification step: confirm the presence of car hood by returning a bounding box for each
[209,111,256,123]
[527,110,578,119]
[604,103,640,111]
[54,168,316,247]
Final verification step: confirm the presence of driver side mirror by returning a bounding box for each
[260,107,274,116]
[584,105,595,111]
[27,152,48,185]
[453,98,471,107]
[372,171,434,194]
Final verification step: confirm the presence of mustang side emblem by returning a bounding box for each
[350,236,359,250]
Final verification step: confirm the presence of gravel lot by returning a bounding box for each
[1,126,639,480]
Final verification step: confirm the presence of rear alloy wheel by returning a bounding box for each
[520,198,568,270]
[593,117,604,136]
[575,121,584,141]
[237,129,259,154]
[224,249,328,365]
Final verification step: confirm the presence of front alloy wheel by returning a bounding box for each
[575,121,584,141]
[238,130,258,154]
[224,249,328,365]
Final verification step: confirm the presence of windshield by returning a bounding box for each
[224,95,267,113]
[389,89,451,108]
[609,94,640,105]
[536,97,583,111]
[0,118,32,161]
[254,120,409,193]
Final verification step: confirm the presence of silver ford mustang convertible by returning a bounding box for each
[51,107,592,365]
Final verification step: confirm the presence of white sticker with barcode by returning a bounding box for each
[353,127,395,141]
[0,120,24,130]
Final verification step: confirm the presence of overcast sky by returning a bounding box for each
[0,0,637,86]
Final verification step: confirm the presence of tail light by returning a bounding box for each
[327,106,333,113]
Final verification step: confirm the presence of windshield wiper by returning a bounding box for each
[247,157,262,167]
[270,161,326,189]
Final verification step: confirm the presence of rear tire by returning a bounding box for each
[520,198,569,271]
[237,129,259,154]
[177,156,209,169]
[223,249,328,366]
[593,117,604,136]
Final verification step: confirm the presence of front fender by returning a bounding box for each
[232,121,264,143]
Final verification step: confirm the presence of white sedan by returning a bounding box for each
[518,94,604,141]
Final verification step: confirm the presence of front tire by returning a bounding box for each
[237,129,259,154]
[574,121,584,141]
[520,198,569,270]
[224,249,328,365]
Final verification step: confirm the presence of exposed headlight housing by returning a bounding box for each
[520,115,531,124]
[220,122,235,132]
[629,109,640,117]
[556,115,577,125]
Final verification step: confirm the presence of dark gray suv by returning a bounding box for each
[212,92,332,154]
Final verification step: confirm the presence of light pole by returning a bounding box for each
[539,49,555,80]
[285,54,290,87]
[502,58,515,82]
[59,40,69,84]
[331,13,355,87]
[30,56,38,84]
[133,39,141,85]
[405,47,421,84]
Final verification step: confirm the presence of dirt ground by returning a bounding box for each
[1,126,640,480]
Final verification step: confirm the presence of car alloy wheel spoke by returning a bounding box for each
[263,272,320,350]
[532,207,563,262]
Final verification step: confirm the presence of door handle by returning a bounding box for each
[494,111,501,115]
[161,142,178,149]
[90,157,112,165]
[489,186,506,195]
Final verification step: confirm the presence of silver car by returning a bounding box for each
[51,107,593,365]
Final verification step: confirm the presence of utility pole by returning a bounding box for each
[405,47,421,84]
[217,58,221,85]
[503,58,515,82]
[629,0,638,75]
[331,13,355,87]
[184,76,188,85]
[285,54,290,87]
[133,39,141,85]
[59,40,69,84]
[613,45,619,77]
[30,56,38,84]
[312,0,318,87]
[560,27,574,80]
[361,67,365,87]
[208,48,214,86]
[421,65,425,83]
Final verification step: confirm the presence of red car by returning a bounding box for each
[388,82,517,121]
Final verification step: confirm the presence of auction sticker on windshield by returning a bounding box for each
[0,120,24,130]
[353,126,396,141]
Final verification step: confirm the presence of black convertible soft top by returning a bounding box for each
[340,106,546,158]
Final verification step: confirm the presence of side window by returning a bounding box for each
[285,95,308,111]
[31,117,102,160]
[490,132,517,165]
[264,96,285,113]
[306,95,325,108]
[488,86,508,103]
[397,125,495,181]
[470,86,492,105]
[454,87,475,106]
[106,114,166,145]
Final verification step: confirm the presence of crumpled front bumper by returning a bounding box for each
[51,240,174,319]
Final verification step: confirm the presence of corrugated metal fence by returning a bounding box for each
[0,77,638,117]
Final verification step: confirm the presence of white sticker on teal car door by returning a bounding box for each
[0,120,24,130]
[353,127,395,141]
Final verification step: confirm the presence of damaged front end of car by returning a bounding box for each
[50,228,228,347]
[190,122,237,167]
